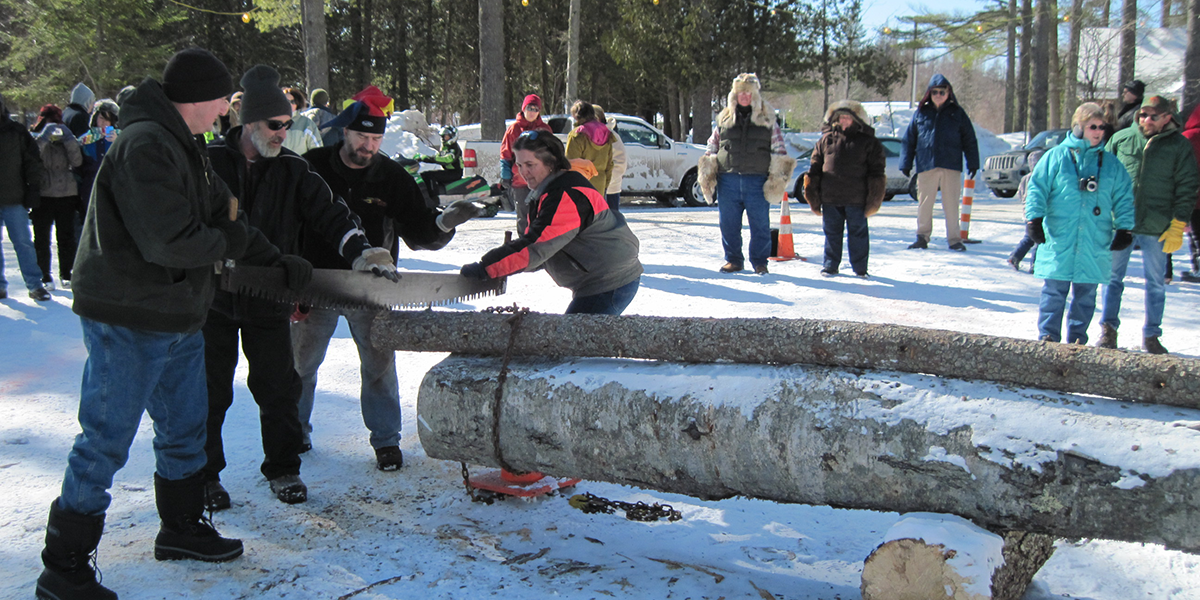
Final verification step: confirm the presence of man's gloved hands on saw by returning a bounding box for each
[352,247,400,282]
[437,198,483,230]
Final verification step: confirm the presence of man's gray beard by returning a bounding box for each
[250,125,282,158]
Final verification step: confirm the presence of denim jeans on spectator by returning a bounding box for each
[1102,233,1168,338]
[606,193,621,215]
[716,173,771,268]
[0,204,45,292]
[1037,278,1098,343]
[821,205,869,275]
[59,318,209,516]
[565,277,639,315]
[292,307,401,450]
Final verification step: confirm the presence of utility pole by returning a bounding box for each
[910,20,919,107]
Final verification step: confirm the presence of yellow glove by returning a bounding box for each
[1158,218,1187,254]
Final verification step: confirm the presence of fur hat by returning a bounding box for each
[161,47,233,104]
[823,100,869,126]
[717,73,776,129]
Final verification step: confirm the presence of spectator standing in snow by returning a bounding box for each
[0,90,49,302]
[698,73,795,275]
[499,94,553,229]
[36,48,308,600]
[1007,149,1046,271]
[202,65,392,511]
[1176,102,1200,283]
[804,100,885,278]
[1114,80,1145,131]
[32,122,82,290]
[461,129,642,314]
[566,100,615,195]
[61,82,94,137]
[1098,95,1199,354]
[282,87,322,154]
[595,104,627,214]
[32,104,64,133]
[1024,103,1134,344]
[77,100,120,214]
[899,73,980,251]
[295,88,481,471]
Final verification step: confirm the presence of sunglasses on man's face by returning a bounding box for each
[1138,112,1165,122]
[265,119,293,131]
[930,89,949,96]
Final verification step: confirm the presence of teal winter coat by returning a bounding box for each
[1025,133,1134,284]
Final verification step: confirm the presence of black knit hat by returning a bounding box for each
[1123,79,1146,98]
[239,65,293,124]
[162,48,233,103]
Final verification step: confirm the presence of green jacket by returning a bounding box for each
[72,78,280,333]
[1104,123,1199,236]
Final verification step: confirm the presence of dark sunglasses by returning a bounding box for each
[930,89,949,96]
[1084,124,1105,131]
[264,119,294,131]
[1137,112,1164,122]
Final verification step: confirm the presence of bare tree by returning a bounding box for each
[1030,0,1050,136]
[565,0,580,112]
[300,0,328,92]
[1184,0,1200,118]
[1119,0,1136,94]
[1005,0,1017,132]
[1018,0,1033,131]
[1048,0,1060,128]
[1065,0,1083,114]
[479,0,505,140]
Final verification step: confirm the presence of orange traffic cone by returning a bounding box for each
[771,196,801,262]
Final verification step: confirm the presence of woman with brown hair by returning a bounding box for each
[565,100,615,195]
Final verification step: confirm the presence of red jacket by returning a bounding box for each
[1180,104,1200,210]
[499,114,553,188]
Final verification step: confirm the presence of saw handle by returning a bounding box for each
[228,197,238,222]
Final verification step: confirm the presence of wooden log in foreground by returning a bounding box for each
[375,311,1200,408]
[417,356,1200,553]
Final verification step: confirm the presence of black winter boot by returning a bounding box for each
[153,473,244,562]
[36,499,118,600]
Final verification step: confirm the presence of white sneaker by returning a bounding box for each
[43,280,55,291]
[61,279,71,290]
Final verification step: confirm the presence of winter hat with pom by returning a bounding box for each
[239,65,293,124]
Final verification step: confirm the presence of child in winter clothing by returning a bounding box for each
[1007,150,1045,271]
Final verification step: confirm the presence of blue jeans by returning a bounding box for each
[1010,235,1037,267]
[1102,233,1168,338]
[565,277,640,315]
[0,204,44,292]
[1038,279,1098,343]
[60,318,209,516]
[716,173,771,268]
[292,307,401,449]
[822,205,869,275]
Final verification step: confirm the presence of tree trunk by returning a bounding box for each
[1183,0,1200,119]
[692,84,712,146]
[1102,0,1111,25]
[1029,0,1050,137]
[1048,0,1061,129]
[479,0,505,140]
[665,83,679,141]
[862,519,1055,600]
[372,311,1200,407]
[1005,0,1017,132]
[391,0,409,110]
[361,0,373,91]
[417,355,1200,552]
[1066,0,1083,118]
[565,0,580,112]
[300,0,329,93]
[1018,0,1033,132]
[1164,0,1174,26]
[1119,0,1137,96]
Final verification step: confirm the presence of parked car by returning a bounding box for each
[981,128,1070,197]
[458,114,707,207]
[788,136,912,202]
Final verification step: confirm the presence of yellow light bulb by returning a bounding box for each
[976,24,982,32]
[653,0,659,4]
[522,0,528,5]
[242,12,250,23]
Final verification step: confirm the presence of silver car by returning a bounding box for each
[982,129,1070,198]
[788,136,912,202]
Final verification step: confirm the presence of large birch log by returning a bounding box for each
[375,311,1200,408]
[860,514,1055,600]
[417,355,1200,553]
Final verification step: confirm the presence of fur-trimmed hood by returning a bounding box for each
[823,99,870,127]
[716,73,776,129]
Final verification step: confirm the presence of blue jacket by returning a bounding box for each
[900,74,980,175]
[1024,133,1134,284]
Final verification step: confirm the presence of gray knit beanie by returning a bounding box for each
[239,65,293,124]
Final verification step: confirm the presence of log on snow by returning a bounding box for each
[417,355,1200,553]
[860,514,1055,600]
[375,311,1200,408]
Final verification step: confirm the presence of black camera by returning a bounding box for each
[1079,176,1098,192]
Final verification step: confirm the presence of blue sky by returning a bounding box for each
[862,0,992,34]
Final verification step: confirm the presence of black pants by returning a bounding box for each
[202,302,303,482]
[1189,208,1200,274]
[30,196,79,282]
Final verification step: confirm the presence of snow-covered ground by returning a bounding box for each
[3,190,1200,599]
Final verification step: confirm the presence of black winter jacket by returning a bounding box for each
[0,115,42,208]
[72,78,280,333]
[302,144,452,270]
[806,120,886,214]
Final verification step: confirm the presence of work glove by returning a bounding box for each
[1110,229,1133,251]
[1026,217,1045,245]
[437,198,483,230]
[1158,218,1187,254]
[275,254,313,290]
[352,247,400,282]
[217,220,249,259]
[460,262,489,281]
[901,168,911,179]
